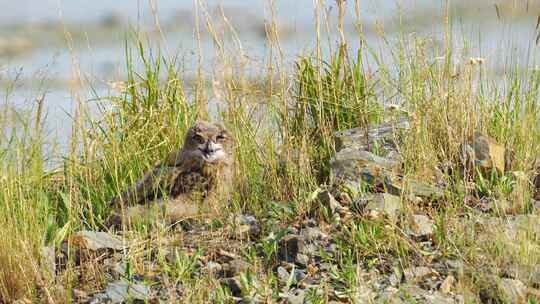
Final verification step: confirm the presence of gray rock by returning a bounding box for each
[295,254,309,267]
[293,269,306,282]
[71,231,125,251]
[530,199,540,213]
[377,285,417,304]
[334,149,400,171]
[325,243,338,255]
[355,283,376,302]
[277,266,305,286]
[89,281,150,304]
[386,150,404,163]
[403,266,438,283]
[365,193,402,220]
[386,179,444,200]
[334,118,410,151]
[330,154,394,194]
[445,259,464,271]
[240,295,266,304]
[439,275,455,294]
[377,284,454,304]
[389,269,403,287]
[235,214,260,238]
[277,266,290,285]
[462,132,506,175]
[300,227,326,242]
[73,289,89,302]
[319,263,333,272]
[224,259,251,277]
[483,215,540,240]
[509,214,540,235]
[205,261,223,274]
[498,278,527,303]
[471,132,506,173]
[284,289,305,304]
[424,292,456,304]
[112,261,128,277]
[222,277,242,297]
[40,246,55,278]
[408,214,435,238]
[279,235,306,262]
[317,190,342,214]
[506,264,540,287]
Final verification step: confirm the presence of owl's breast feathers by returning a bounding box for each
[165,150,229,200]
[111,147,231,206]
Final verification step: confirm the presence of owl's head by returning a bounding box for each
[183,120,233,163]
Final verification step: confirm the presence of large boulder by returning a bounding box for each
[462,132,506,174]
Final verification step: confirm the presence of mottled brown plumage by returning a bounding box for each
[109,121,234,225]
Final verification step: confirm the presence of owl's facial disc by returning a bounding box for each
[198,140,226,163]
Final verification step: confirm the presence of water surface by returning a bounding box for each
[0,0,538,151]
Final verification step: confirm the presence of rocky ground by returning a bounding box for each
[37,118,540,303]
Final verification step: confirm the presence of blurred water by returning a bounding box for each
[0,0,406,25]
[0,0,538,152]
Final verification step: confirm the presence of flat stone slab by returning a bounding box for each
[386,179,444,200]
[334,118,410,151]
[498,278,527,304]
[330,158,394,194]
[71,231,125,251]
[89,281,150,304]
[333,149,400,171]
[408,214,435,238]
[365,193,402,219]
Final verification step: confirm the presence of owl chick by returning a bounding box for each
[109,120,234,225]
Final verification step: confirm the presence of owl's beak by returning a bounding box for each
[202,141,217,155]
[200,141,223,162]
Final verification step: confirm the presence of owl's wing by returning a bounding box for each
[163,148,186,166]
[110,165,179,206]
[110,149,185,206]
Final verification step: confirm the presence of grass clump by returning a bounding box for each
[1,2,540,303]
[0,106,53,301]
[289,44,380,181]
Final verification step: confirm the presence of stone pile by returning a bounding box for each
[330,118,444,220]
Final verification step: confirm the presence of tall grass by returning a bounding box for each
[289,44,380,181]
[0,105,52,301]
[0,1,540,302]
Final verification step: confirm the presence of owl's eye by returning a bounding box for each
[216,133,226,141]
[193,134,205,143]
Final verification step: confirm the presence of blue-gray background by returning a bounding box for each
[0,0,537,147]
